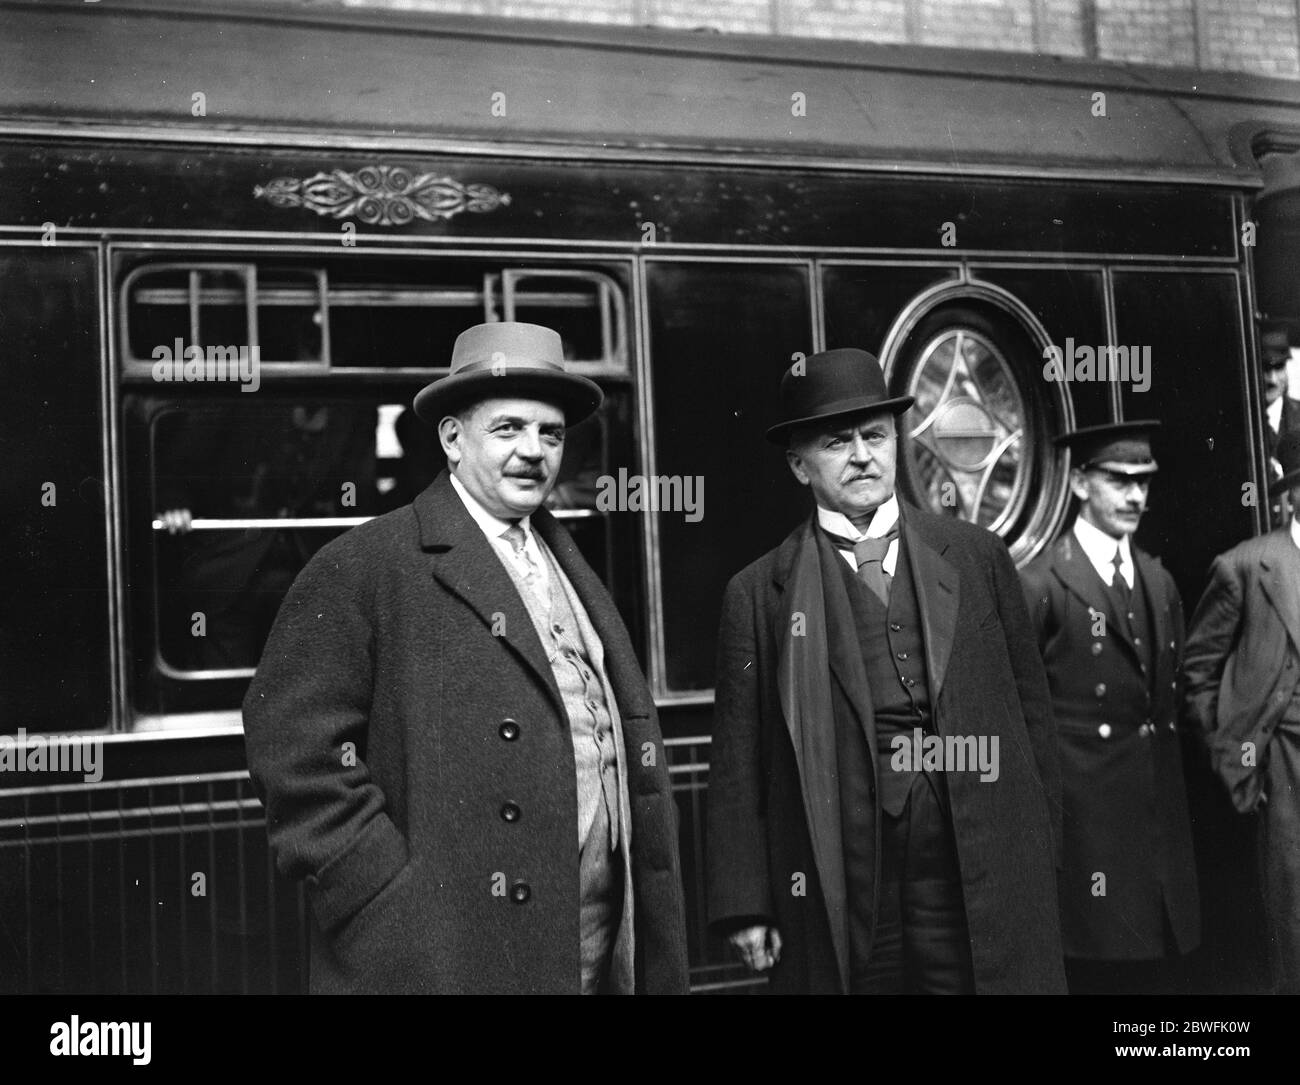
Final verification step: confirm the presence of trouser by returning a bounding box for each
[1260,715,1300,994]
[578,797,624,995]
[850,770,975,995]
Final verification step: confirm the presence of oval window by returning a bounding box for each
[884,295,1071,564]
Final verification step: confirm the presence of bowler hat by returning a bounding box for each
[765,348,913,445]
[1055,420,1160,477]
[413,322,603,426]
[1271,428,1300,496]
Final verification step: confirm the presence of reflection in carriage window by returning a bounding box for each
[900,328,1030,534]
[151,402,379,673]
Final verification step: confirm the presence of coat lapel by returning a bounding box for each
[903,509,961,699]
[1051,533,1141,661]
[1259,530,1300,656]
[772,516,851,992]
[414,473,564,719]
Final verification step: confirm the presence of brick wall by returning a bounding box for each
[344,0,1300,79]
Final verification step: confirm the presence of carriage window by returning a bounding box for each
[120,255,637,720]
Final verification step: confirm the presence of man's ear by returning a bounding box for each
[785,446,810,487]
[438,415,462,467]
[1067,467,1089,503]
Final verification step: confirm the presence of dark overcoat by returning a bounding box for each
[1020,533,1200,960]
[705,504,1066,994]
[242,471,689,994]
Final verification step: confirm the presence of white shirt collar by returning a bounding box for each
[449,471,535,544]
[1269,395,1284,433]
[817,494,900,576]
[1072,513,1133,587]
[1291,515,1300,551]
[816,493,899,541]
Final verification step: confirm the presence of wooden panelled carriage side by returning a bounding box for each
[1,0,1297,993]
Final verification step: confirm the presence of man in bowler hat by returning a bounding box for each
[243,321,688,994]
[706,348,1065,994]
[1019,422,1200,993]
[1261,321,1299,527]
[1184,428,1300,993]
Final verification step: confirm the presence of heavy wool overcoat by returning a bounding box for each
[1020,533,1200,961]
[705,504,1066,994]
[243,470,689,994]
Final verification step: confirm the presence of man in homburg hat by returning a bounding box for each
[1019,421,1200,993]
[243,321,688,994]
[1184,428,1300,993]
[705,348,1065,994]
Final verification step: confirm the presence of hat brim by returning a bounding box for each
[1080,459,1159,477]
[1269,467,1300,497]
[414,369,603,427]
[765,394,914,444]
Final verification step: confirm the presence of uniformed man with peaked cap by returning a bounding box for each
[1020,420,1200,993]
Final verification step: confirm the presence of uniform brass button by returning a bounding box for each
[1169,640,1176,650]
[1170,681,1177,691]
[500,801,521,823]
[1098,723,1112,739]
[890,622,901,632]
[906,678,916,688]
[1091,642,1103,656]
[1095,683,1107,697]
[510,881,531,904]
[1133,637,1142,647]
[896,652,908,661]
[1168,722,1176,732]
[499,720,520,741]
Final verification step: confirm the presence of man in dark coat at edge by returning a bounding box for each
[1020,421,1200,994]
[243,321,688,994]
[705,348,1066,995]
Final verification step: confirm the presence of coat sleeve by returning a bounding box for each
[705,570,777,932]
[242,540,409,936]
[992,538,1062,859]
[1182,554,1243,740]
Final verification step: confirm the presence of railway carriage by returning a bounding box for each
[1,0,1298,993]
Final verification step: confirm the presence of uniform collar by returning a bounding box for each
[1072,513,1133,584]
[1291,515,1300,552]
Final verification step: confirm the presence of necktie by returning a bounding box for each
[1110,547,1130,603]
[826,524,898,605]
[502,522,543,596]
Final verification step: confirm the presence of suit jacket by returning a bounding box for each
[1020,532,1200,959]
[1184,527,1300,814]
[242,470,689,994]
[705,503,1066,994]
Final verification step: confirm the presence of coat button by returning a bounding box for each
[1094,683,1107,697]
[890,622,901,632]
[1098,723,1112,738]
[1133,637,1142,647]
[510,881,531,904]
[499,720,520,741]
[500,801,521,823]
[1091,642,1102,656]
[896,651,908,660]
[1168,721,1176,732]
